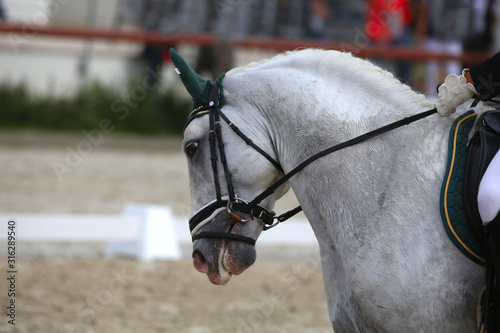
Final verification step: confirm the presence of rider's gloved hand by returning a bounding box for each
[436,69,477,117]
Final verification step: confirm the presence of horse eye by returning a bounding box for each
[185,142,199,158]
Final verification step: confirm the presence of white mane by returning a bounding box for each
[227,49,433,117]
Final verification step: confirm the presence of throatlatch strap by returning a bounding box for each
[217,111,283,172]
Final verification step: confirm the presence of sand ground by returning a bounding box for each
[0,131,331,333]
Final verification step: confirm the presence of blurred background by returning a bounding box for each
[0,0,498,105]
[0,0,497,133]
[0,1,498,332]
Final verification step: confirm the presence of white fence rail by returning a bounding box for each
[0,204,317,260]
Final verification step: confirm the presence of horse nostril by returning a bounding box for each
[192,250,209,274]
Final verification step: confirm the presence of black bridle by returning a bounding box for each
[189,82,284,245]
[188,81,437,245]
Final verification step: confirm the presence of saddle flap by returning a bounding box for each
[465,109,500,246]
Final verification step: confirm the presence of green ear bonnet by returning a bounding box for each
[169,48,225,130]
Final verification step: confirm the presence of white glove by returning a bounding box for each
[436,69,477,117]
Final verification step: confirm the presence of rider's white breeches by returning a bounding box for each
[478,149,500,224]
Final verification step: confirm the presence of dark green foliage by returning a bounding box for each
[0,82,191,135]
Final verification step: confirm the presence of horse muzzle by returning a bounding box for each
[190,201,261,285]
[192,235,256,285]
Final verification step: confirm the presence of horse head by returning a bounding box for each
[170,49,288,285]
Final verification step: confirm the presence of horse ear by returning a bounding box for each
[169,48,209,102]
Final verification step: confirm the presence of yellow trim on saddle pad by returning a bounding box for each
[440,110,485,266]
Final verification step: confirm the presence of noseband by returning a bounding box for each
[188,81,438,246]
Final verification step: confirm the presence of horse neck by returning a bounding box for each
[259,70,435,172]
[253,70,447,245]
[225,55,443,232]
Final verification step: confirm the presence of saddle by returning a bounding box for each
[464,109,500,333]
[465,109,500,241]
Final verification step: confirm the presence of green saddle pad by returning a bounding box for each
[440,110,485,266]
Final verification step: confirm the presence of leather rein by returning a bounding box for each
[188,81,437,245]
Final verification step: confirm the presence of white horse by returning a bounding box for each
[173,48,484,332]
